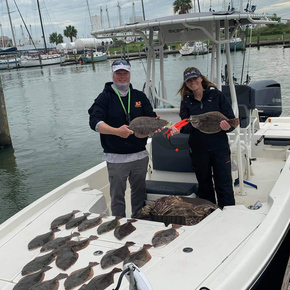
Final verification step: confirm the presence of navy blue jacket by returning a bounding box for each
[180,88,235,151]
[88,82,156,154]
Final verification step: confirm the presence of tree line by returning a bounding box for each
[49,25,78,45]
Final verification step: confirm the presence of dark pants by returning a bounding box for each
[107,157,149,217]
[191,148,235,208]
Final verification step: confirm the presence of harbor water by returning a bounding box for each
[1,45,290,224]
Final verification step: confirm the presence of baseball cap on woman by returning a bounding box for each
[184,68,201,82]
[112,59,131,72]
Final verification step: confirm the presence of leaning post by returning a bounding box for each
[0,76,12,147]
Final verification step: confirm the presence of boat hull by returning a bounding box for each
[82,52,107,63]
[0,58,20,70]
[20,55,66,67]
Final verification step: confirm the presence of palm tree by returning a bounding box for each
[63,25,78,42]
[173,0,193,14]
[49,32,64,45]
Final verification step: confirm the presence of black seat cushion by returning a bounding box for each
[146,180,198,196]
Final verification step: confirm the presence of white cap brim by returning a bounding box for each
[112,63,131,72]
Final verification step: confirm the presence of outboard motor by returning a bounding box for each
[249,80,282,122]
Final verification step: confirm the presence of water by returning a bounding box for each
[1,45,290,224]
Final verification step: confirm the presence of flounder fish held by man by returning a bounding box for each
[128,116,168,138]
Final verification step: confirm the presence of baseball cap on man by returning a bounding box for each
[112,59,131,72]
[184,68,202,82]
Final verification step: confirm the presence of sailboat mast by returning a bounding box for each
[5,0,16,46]
[37,0,48,53]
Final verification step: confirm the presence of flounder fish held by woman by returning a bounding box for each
[128,116,168,138]
[188,111,239,134]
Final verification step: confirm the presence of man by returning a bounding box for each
[88,59,157,217]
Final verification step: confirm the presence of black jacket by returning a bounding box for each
[88,82,156,154]
[180,88,235,151]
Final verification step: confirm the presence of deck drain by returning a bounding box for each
[93,250,103,256]
[183,247,193,253]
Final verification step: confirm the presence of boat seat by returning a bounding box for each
[146,131,198,197]
[151,131,195,172]
[222,84,255,128]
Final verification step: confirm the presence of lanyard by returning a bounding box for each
[113,87,131,115]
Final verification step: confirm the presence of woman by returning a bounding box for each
[170,67,236,208]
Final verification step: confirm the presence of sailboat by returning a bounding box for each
[19,0,65,68]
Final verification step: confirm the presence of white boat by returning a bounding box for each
[0,57,20,70]
[79,51,107,64]
[19,54,66,68]
[1,11,290,290]
[179,41,208,56]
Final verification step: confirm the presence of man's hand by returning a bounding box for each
[116,125,134,138]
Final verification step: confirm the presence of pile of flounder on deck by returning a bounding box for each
[13,209,183,290]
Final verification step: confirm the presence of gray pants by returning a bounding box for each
[107,157,149,217]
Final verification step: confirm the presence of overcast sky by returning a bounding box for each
[1,0,290,45]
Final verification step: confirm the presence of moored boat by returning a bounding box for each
[179,41,209,56]
[0,10,289,290]
[79,51,107,64]
[0,57,20,70]
[19,54,66,68]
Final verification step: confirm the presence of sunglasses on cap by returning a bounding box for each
[112,59,131,66]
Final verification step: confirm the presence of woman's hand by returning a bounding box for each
[169,125,180,136]
[220,120,231,131]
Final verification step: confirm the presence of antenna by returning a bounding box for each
[106,6,111,28]
[117,1,122,26]
[100,6,103,29]
[132,0,136,23]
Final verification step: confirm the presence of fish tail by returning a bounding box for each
[89,261,99,267]
[127,218,138,223]
[125,241,136,247]
[229,118,239,128]
[88,235,98,241]
[172,224,183,229]
[143,244,153,250]
[84,212,91,217]
[112,268,122,274]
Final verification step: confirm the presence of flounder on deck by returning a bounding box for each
[97,216,122,235]
[50,210,80,229]
[123,244,152,268]
[128,116,168,138]
[30,273,68,290]
[152,224,182,248]
[81,267,122,290]
[64,262,99,290]
[28,228,60,250]
[188,111,239,134]
[78,213,107,232]
[114,219,137,240]
[13,266,52,290]
[100,241,135,269]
